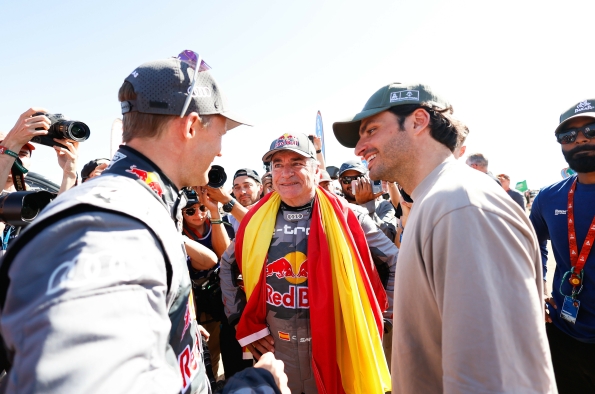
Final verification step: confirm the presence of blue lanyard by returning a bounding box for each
[2,226,13,251]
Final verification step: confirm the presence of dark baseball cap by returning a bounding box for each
[233,168,261,184]
[262,133,317,162]
[120,57,250,130]
[333,82,451,148]
[81,158,110,181]
[555,99,595,134]
[339,159,367,176]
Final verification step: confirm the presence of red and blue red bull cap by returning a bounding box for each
[262,133,317,162]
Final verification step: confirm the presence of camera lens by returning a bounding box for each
[70,125,85,139]
[21,194,42,221]
[207,165,227,188]
[21,203,39,221]
[67,122,90,141]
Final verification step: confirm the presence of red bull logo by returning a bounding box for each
[274,133,299,148]
[126,165,164,197]
[265,252,308,285]
[265,252,309,309]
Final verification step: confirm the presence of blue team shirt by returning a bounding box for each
[530,176,595,342]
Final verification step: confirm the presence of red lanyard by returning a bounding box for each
[567,178,595,289]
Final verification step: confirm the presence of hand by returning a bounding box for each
[205,185,233,204]
[309,134,322,151]
[2,108,50,151]
[353,177,383,205]
[246,334,275,360]
[199,187,219,214]
[254,352,290,394]
[54,139,79,177]
[198,324,210,340]
[545,297,557,323]
[262,172,273,194]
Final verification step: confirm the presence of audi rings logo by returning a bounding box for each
[286,213,304,220]
[188,86,212,98]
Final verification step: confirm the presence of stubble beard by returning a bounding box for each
[369,131,412,184]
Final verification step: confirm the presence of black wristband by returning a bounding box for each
[222,198,236,213]
[316,149,322,154]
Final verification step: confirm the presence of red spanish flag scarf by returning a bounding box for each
[235,187,391,393]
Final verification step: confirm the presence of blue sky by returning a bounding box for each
[1,0,594,190]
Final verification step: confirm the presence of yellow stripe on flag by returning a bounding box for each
[242,193,281,300]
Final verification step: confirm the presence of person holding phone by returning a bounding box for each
[337,159,397,242]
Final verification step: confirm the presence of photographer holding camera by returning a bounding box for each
[0,108,80,194]
[0,108,80,250]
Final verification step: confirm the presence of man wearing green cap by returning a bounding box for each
[333,83,556,393]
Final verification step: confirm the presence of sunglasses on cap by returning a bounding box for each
[339,174,364,185]
[176,50,211,118]
[183,205,206,216]
[556,122,595,144]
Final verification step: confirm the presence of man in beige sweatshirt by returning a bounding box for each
[333,83,557,393]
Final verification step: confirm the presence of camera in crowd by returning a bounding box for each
[207,165,227,188]
[31,113,91,149]
[0,190,56,227]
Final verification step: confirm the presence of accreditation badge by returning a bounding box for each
[560,296,580,324]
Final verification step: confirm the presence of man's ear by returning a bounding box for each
[185,112,202,139]
[459,145,467,157]
[411,108,431,136]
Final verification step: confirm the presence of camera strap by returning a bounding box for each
[0,147,28,191]
[11,171,27,192]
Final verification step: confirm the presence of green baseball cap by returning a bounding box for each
[333,82,451,148]
[555,99,595,134]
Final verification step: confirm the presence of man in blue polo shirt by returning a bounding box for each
[530,98,595,393]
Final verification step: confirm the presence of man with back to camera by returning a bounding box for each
[0,52,288,394]
[219,132,394,393]
[530,99,595,393]
[497,173,526,210]
[333,82,556,393]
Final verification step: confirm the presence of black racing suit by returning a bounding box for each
[220,200,397,394]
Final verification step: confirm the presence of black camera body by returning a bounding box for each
[31,113,90,149]
[207,165,227,188]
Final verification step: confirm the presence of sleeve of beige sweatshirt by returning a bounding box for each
[424,205,554,394]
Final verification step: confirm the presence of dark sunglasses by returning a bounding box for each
[556,122,595,144]
[183,205,206,216]
[340,175,363,185]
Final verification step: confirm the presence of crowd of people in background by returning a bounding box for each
[0,50,593,394]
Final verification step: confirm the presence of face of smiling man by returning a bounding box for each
[354,110,415,184]
[271,150,319,207]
